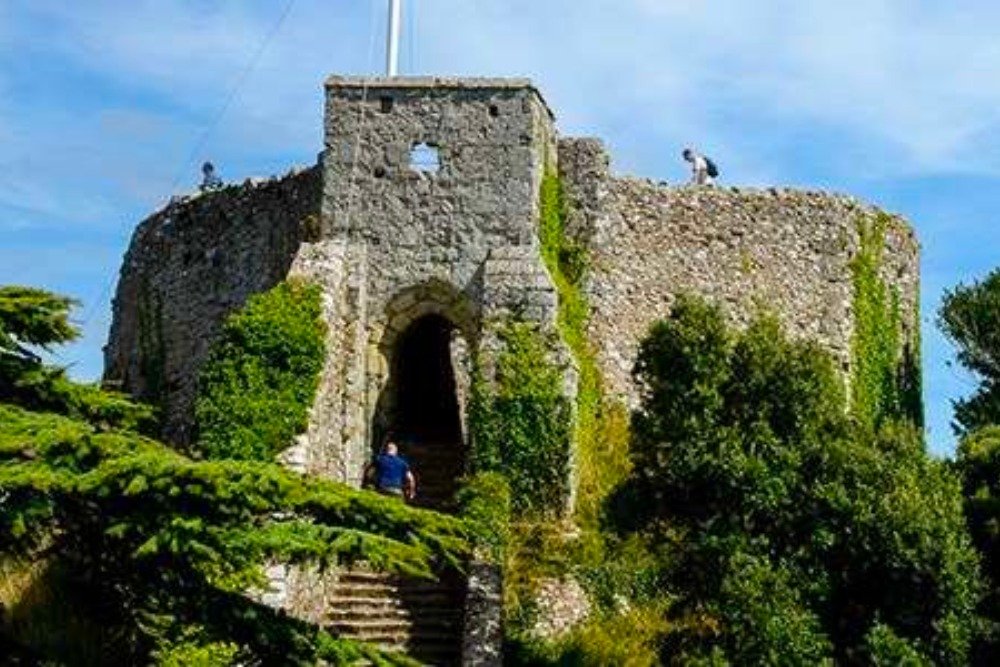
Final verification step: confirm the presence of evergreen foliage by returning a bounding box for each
[620,294,979,665]
[0,284,469,665]
[939,266,1000,434]
[0,286,155,433]
[195,279,326,461]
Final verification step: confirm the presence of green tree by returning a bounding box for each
[954,426,1000,662]
[0,285,468,665]
[622,295,979,665]
[939,267,1000,434]
[941,267,1000,661]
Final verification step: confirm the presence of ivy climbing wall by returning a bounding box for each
[557,139,920,414]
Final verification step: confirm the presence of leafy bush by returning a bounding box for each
[507,601,670,667]
[865,623,932,667]
[194,279,326,461]
[621,294,980,664]
[457,471,512,563]
[941,266,1000,660]
[954,425,1000,661]
[153,638,239,667]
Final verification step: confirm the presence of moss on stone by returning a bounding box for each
[538,167,630,531]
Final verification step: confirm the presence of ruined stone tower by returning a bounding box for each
[104,75,920,663]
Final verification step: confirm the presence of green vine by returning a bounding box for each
[850,212,922,432]
[469,321,572,514]
[462,166,639,653]
[539,168,630,530]
[194,279,326,461]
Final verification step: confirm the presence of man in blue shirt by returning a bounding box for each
[365,441,416,500]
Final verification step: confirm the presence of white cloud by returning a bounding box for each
[6,0,1000,199]
[403,0,1000,176]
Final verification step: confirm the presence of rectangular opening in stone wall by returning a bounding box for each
[409,142,441,174]
[380,96,394,113]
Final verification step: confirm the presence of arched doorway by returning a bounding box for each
[385,313,465,510]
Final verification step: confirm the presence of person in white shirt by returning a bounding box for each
[682,148,716,186]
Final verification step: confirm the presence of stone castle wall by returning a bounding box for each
[103,167,321,444]
[557,139,920,403]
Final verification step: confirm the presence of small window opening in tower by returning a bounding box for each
[409,142,440,174]
[380,96,394,113]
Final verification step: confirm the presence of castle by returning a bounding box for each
[104,76,919,664]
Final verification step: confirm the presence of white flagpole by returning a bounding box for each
[386,0,402,76]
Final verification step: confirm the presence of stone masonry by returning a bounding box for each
[556,137,919,403]
[104,167,320,444]
[104,75,920,665]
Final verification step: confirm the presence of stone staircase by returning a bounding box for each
[327,568,466,665]
[403,439,464,512]
[329,436,467,664]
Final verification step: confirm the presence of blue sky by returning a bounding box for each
[1,0,996,456]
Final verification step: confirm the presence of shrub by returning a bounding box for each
[470,322,572,514]
[194,279,326,461]
[621,294,980,664]
[939,267,1000,435]
[457,471,512,563]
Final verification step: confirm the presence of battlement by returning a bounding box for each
[324,75,555,117]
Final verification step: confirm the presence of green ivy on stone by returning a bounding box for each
[469,321,572,514]
[850,212,922,432]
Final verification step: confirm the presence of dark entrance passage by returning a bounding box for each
[390,314,464,510]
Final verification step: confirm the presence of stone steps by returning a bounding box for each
[337,436,466,663]
[399,439,464,511]
[328,567,466,665]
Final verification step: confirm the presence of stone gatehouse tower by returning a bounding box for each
[104,75,920,663]
[289,77,568,501]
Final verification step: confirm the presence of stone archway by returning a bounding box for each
[386,314,463,509]
[371,281,478,510]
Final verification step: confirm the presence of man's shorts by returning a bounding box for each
[377,486,404,497]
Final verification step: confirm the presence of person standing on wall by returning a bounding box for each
[682,148,719,186]
[200,161,223,192]
[364,440,417,501]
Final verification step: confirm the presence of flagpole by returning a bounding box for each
[386,0,402,76]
